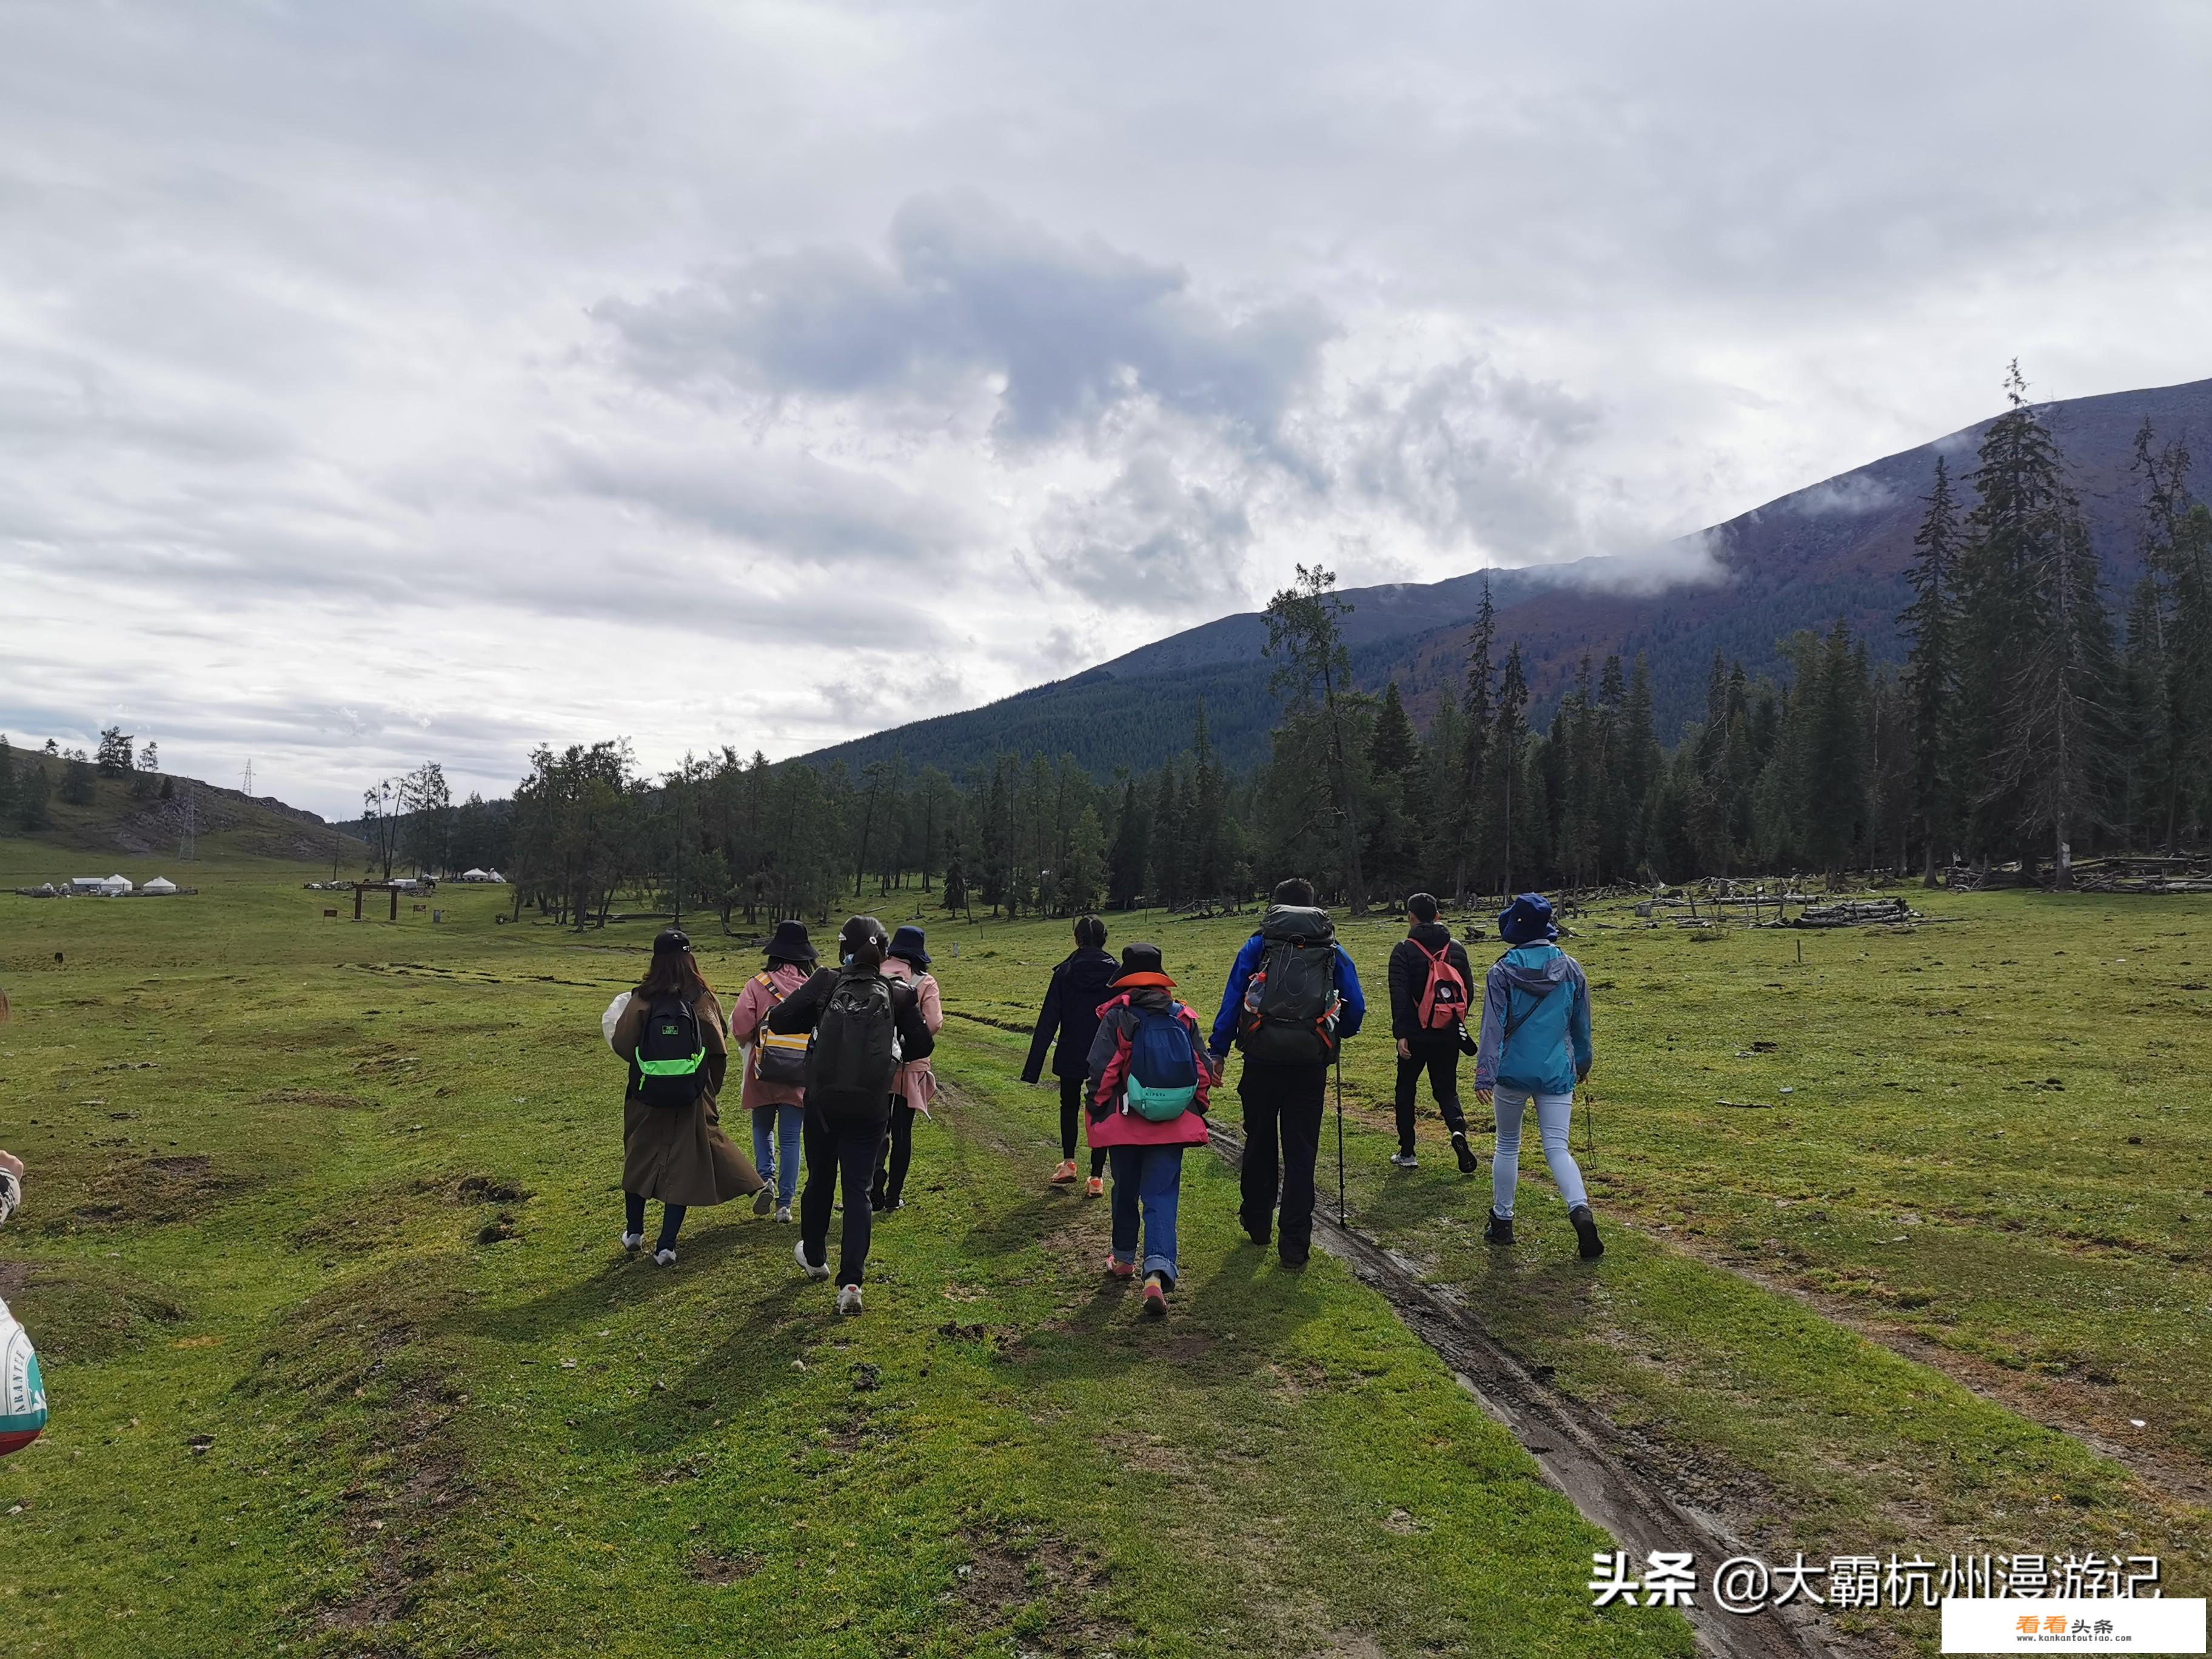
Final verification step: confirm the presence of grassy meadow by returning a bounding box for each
[1,839,2207,1657]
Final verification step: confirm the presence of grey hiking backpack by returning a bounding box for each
[1235,905,1341,1066]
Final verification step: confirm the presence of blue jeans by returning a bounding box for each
[1108,1144,1184,1284]
[751,1103,803,1205]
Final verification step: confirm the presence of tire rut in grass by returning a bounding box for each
[1204,1118,1836,1659]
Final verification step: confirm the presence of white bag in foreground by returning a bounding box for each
[0,1296,47,1456]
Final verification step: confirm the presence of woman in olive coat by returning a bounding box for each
[611,929,766,1264]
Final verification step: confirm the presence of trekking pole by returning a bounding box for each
[1334,1058,1346,1225]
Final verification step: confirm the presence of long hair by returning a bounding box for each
[839,915,887,974]
[636,948,709,1004]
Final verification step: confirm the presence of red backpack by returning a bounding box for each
[1415,940,1469,1031]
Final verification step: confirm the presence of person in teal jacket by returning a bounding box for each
[1472,893,1603,1259]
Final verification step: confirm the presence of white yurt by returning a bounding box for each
[141,877,178,896]
[99,874,132,896]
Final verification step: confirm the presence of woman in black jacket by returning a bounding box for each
[1021,914,1117,1195]
[1386,893,1481,1175]
[767,915,937,1314]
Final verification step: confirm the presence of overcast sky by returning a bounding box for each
[5,1,2210,819]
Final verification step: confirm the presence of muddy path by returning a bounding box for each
[1202,1119,1837,1659]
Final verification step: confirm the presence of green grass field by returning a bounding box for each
[1,845,2205,1657]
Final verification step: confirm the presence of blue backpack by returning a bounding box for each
[1124,1005,1199,1122]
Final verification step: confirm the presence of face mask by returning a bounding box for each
[841,952,854,965]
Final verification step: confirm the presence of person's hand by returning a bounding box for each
[1395,1037,1411,1059]
[0,1148,22,1181]
[1576,1063,1592,1085]
[1475,1088,1493,1108]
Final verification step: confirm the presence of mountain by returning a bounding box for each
[0,751,362,868]
[802,374,2212,779]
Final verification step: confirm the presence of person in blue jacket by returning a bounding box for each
[1472,893,1602,1259]
[1208,877,1366,1269]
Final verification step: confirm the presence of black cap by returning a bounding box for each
[652,928,692,954]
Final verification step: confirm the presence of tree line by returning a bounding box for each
[0,729,169,831]
[369,367,2207,922]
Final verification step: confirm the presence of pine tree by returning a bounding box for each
[1903,454,1961,883]
[18,754,52,830]
[2118,578,2172,846]
[1452,579,1496,900]
[0,735,14,820]
[61,749,95,805]
[1262,565,1369,911]
[1365,680,1422,897]
[1483,643,1530,893]
[1106,778,1149,908]
[1967,365,2114,883]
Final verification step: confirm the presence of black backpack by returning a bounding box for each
[634,991,707,1108]
[1235,905,1341,1065]
[810,971,906,1099]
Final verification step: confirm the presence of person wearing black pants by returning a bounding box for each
[800,1101,886,1293]
[1207,879,1367,1268]
[1021,916,1118,1195]
[1233,1059,1328,1257]
[1387,893,1480,1174]
[767,915,937,1314]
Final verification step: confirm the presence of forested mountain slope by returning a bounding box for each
[803,374,2212,779]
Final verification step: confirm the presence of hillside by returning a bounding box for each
[0,751,363,870]
[802,373,2212,778]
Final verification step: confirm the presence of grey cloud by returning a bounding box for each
[1037,451,1254,613]
[1789,475,1897,517]
[597,190,1336,449]
[555,440,975,569]
[1346,359,1610,560]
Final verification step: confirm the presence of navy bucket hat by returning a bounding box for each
[887,925,931,967]
[1496,893,1559,946]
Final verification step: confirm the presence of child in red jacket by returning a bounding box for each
[1083,944,1217,1315]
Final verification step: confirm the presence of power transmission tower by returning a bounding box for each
[242,759,256,797]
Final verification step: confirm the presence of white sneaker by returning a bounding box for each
[1389,1151,1419,1170]
[620,1232,644,1253]
[652,1247,677,1267]
[794,1238,830,1281]
[837,1284,863,1315]
[774,1205,793,1224]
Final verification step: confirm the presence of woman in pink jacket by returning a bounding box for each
[871,925,943,1213]
[1082,943,1216,1316]
[726,920,816,1222]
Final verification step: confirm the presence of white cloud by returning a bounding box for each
[3,0,2210,815]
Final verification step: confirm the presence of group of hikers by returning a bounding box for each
[611,876,1602,1318]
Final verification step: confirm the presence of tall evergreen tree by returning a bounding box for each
[1903,454,1961,883]
[1106,778,1150,908]
[1962,365,2114,883]
[1452,578,1496,899]
[1262,565,1369,911]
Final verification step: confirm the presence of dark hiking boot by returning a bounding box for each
[1569,1205,1605,1260]
[1451,1131,1479,1175]
[1240,1210,1271,1249]
[1485,1210,1514,1247]
[1278,1243,1309,1270]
